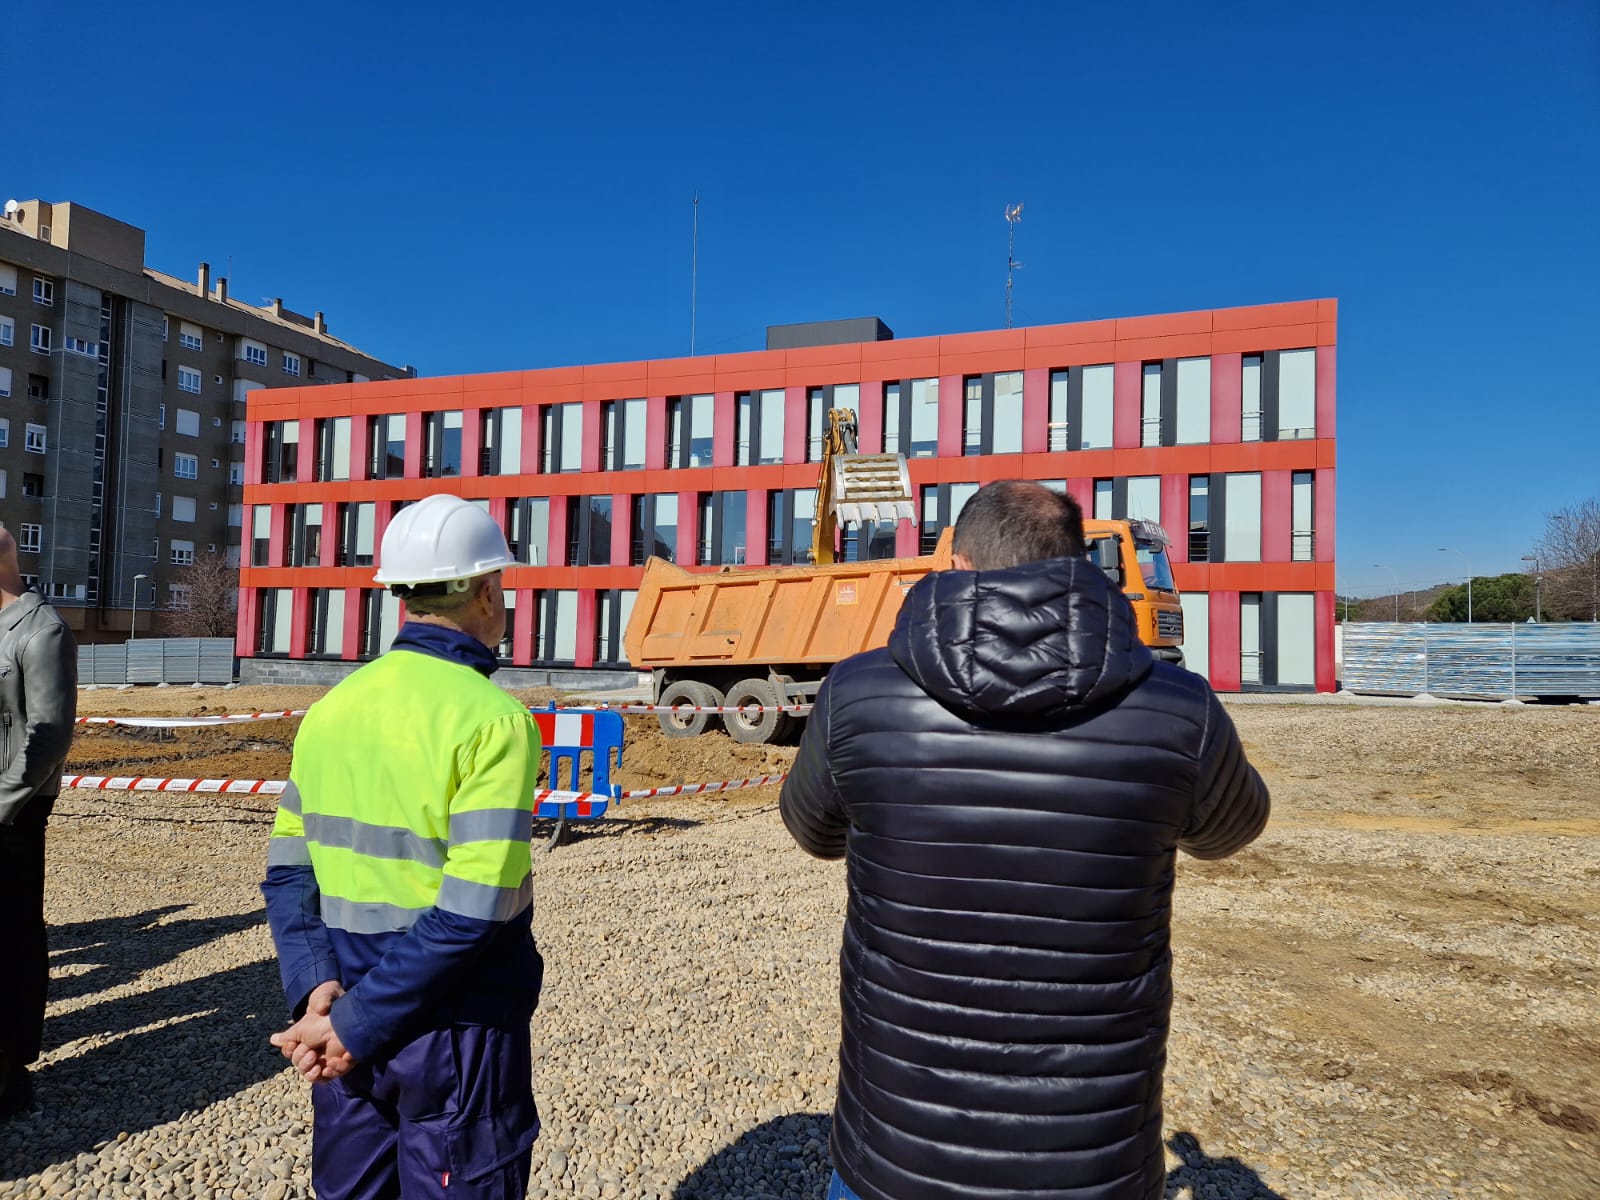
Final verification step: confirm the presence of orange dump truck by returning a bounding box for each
[622,517,1183,743]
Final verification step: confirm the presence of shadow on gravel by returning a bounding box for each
[1,938,286,1180]
[671,1111,832,1199]
[534,813,705,849]
[1164,1131,1288,1199]
[47,905,265,1006]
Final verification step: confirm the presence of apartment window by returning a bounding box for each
[179,323,203,352]
[540,402,584,473]
[1141,363,1162,447]
[919,483,978,554]
[25,424,46,454]
[30,325,51,354]
[154,491,162,516]
[534,590,578,662]
[1046,370,1070,451]
[600,399,645,471]
[805,384,858,459]
[340,502,376,567]
[310,589,345,657]
[735,389,786,466]
[666,395,713,468]
[283,352,302,377]
[766,489,816,565]
[1277,349,1317,439]
[1188,476,1211,562]
[241,341,268,367]
[289,503,326,567]
[316,416,351,482]
[629,494,678,565]
[264,421,299,483]
[506,497,550,566]
[175,366,201,395]
[566,496,613,566]
[228,503,243,527]
[162,316,169,342]
[251,506,273,567]
[594,589,636,666]
[961,371,1024,457]
[22,473,43,500]
[176,408,201,437]
[231,419,247,445]
[697,491,747,566]
[1175,357,1211,445]
[174,452,199,479]
[480,407,524,476]
[170,539,196,567]
[360,587,402,659]
[0,265,15,295]
[15,523,42,554]
[368,414,406,479]
[0,419,8,448]
[33,278,53,306]
[883,378,939,457]
[1093,476,1161,523]
[159,404,167,430]
[0,317,13,347]
[424,410,463,477]
[0,367,10,398]
[1093,478,1113,519]
[229,462,245,486]
[497,588,516,661]
[172,496,197,523]
[256,588,291,654]
[1222,472,1262,562]
[1241,354,1263,442]
[168,584,192,611]
[1291,471,1315,561]
[0,470,6,499]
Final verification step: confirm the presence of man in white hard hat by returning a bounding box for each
[262,493,545,1199]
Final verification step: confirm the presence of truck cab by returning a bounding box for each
[1083,518,1184,664]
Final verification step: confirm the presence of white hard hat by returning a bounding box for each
[373,493,514,591]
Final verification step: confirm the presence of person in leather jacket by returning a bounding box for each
[0,524,78,1119]
[781,480,1269,1200]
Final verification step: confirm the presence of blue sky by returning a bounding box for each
[12,0,1597,596]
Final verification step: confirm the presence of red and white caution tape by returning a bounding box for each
[74,709,309,728]
[599,704,814,715]
[620,773,788,799]
[60,774,287,795]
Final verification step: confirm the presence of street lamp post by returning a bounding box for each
[1438,547,1472,623]
[1373,563,1400,621]
[1521,555,1541,622]
[131,573,149,641]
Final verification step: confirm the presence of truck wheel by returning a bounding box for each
[724,678,784,744]
[657,681,722,738]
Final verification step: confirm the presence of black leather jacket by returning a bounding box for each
[781,555,1268,1200]
[0,592,77,826]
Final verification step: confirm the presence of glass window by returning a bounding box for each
[630,494,678,564]
[1241,354,1263,442]
[1126,475,1160,523]
[174,452,198,479]
[668,395,714,468]
[909,378,938,456]
[602,398,646,471]
[1188,476,1211,562]
[252,505,273,566]
[537,591,578,661]
[427,411,463,477]
[1047,370,1069,451]
[541,403,584,473]
[507,498,550,566]
[1292,471,1314,561]
[370,414,406,479]
[1141,364,1162,448]
[317,416,352,482]
[1094,479,1114,520]
[1081,364,1114,449]
[1223,472,1262,562]
[1175,357,1211,444]
[1278,348,1316,439]
[992,371,1023,455]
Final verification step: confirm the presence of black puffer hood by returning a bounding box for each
[888,554,1153,717]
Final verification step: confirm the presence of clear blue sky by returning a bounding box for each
[12,0,1597,597]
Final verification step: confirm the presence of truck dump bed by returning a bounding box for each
[623,531,954,671]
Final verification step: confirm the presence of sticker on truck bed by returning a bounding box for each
[836,582,858,605]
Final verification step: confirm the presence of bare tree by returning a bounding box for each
[156,551,240,638]
[1531,497,1600,621]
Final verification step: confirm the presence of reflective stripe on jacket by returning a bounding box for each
[263,637,543,1062]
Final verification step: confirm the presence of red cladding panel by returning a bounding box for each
[1261,470,1291,562]
[745,488,768,566]
[1113,362,1141,448]
[575,589,596,669]
[1211,353,1242,445]
[289,587,310,658]
[937,375,963,457]
[1022,368,1048,453]
[548,496,570,567]
[1315,467,1336,563]
[784,386,807,464]
[404,412,424,479]
[341,588,362,659]
[611,493,631,567]
[1065,477,1093,518]
[644,397,667,470]
[1316,345,1337,439]
[1315,590,1337,692]
[858,380,884,453]
[1209,591,1242,692]
[581,402,602,474]
[1161,474,1188,560]
[513,588,535,664]
[350,413,370,481]
[461,408,482,479]
[675,490,698,564]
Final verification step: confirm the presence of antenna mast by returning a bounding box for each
[1004,203,1024,329]
[690,194,699,356]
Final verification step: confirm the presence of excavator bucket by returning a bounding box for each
[829,453,916,524]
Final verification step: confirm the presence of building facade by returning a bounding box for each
[238,300,1337,691]
[0,197,409,639]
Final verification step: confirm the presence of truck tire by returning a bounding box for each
[724,678,784,744]
[657,680,722,738]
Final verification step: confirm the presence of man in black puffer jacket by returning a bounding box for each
[781,480,1269,1200]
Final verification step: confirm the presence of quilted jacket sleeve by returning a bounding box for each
[1179,689,1270,860]
[779,675,848,860]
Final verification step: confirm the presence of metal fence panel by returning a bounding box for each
[79,638,236,686]
[1343,623,1600,699]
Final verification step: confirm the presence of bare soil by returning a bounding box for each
[66,687,1600,1196]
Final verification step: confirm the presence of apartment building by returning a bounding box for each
[239,300,1336,692]
[0,196,409,639]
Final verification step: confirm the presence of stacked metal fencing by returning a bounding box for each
[1342,623,1600,700]
[78,639,237,686]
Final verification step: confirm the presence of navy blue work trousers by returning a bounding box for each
[310,1023,537,1200]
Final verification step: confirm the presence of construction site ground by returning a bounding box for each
[17,685,1598,1198]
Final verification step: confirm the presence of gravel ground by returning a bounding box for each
[1,691,1595,1199]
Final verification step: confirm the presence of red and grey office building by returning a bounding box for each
[238,299,1337,692]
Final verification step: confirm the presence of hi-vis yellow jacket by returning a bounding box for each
[262,630,543,1063]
